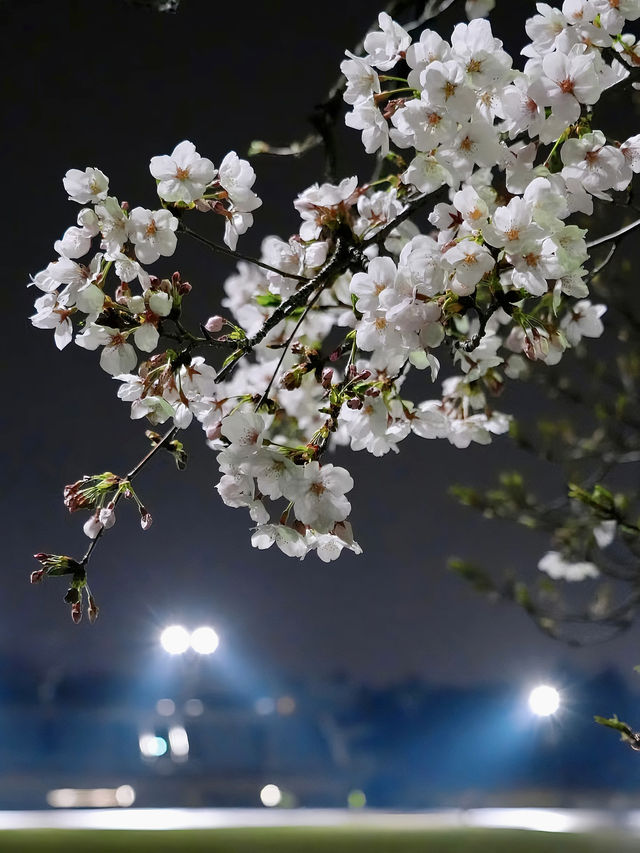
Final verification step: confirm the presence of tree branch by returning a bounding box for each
[179,222,309,283]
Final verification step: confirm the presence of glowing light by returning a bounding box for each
[115,785,136,807]
[156,698,175,717]
[260,784,282,807]
[46,786,135,808]
[348,789,367,808]
[255,697,276,715]
[160,625,190,655]
[184,698,204,717]
[169,725,189,758]
[276,695,296,715]
[529,684,560,716]
[190,626,219,655]
[139,734,168,757]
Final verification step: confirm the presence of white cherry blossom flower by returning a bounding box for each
[288,461,354,533]
[223,209,254,250]
[340,51,381,104]
[149,140,216,204]
[251,524,309,558]
[538,550,599,580]
[95,197,129,257]
[220,411,267,458]
[30,291,74,350]
[363,11,411,71]
[443,240,495,291]
[63,167,109,205]
[75,324,137,376]
[405,29,452,89]
[218,151,262,213]
[127,207,178,264]
[560,300,606,345]
[345,97,390,155]
[216,472,269,524]
[484,197,544,253]
[54,225,94,259]
[561,131,631,198]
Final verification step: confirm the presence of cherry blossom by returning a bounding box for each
[149,140,216,204]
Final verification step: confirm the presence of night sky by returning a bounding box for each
[4,0,640,693]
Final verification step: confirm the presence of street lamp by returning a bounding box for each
[528,684,560,717]
[160,624,190,655]
[190,626,219,655]
[159,624,220,656]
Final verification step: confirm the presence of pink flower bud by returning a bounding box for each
[204,315,224,333]
[30,568,46,584]
[115,281,131,305]
[71,601,82,624]
[140,510,153,531]
[321,368,333,389]
[88,595,99,624]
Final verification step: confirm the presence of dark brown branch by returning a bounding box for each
[179,223,309,283]
[215,237,350,384]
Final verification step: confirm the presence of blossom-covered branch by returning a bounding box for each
[28,0,640,620]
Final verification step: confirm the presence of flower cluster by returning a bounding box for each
[28,0,640,607]
[30,142,261,370]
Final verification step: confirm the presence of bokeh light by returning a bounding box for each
[260,784,282,807]
[528,684,560,717]
[190,626,220,655]
[160,625,190,655]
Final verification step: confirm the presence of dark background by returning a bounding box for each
[3,0,640,702]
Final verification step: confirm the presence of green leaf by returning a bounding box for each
[255,292,282,307]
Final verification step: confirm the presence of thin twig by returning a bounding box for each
[586,216,640,249]
[180,223,309,283]
[255,286,327,411]
[80,426,178,567]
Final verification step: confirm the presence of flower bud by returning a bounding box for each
[30,568,46,584]
[140,508,153,530]
[347,398,363,409]
[281,370,302,390]
[88,594,99,624]
[321,368,333,389]
[115,281,131,305]
[204,315,224,333]
[71,600,83,624]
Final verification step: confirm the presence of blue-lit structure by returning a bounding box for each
[0,655,638,810]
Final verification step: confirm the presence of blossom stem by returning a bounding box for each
[586,217,640,249]
[80,426,179,567]
[361,191,434,248]
[179,222,309,283]
[254,281,328,411]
